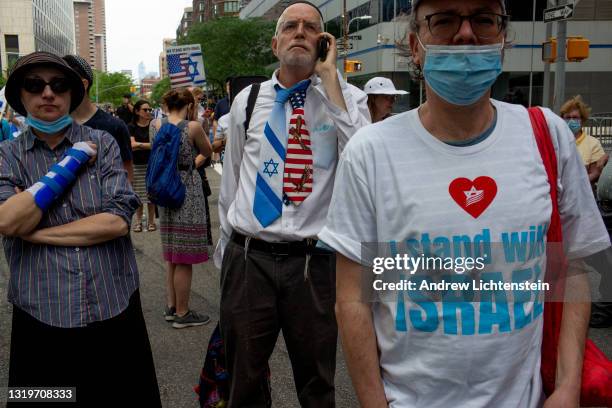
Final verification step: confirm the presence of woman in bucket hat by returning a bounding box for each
[1,51,161,407]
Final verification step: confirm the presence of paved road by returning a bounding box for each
[0,167,610,407]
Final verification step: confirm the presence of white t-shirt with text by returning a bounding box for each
[319,100,610,408]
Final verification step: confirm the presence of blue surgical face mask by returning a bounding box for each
[25,114,73,135]
[419,38,504,106]
[566,119,582,135]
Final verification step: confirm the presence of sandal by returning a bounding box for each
[147,224,157,232]
[133,223,143,233]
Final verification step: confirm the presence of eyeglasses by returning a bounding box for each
[141,108,153,112]
[279,19,322,35]
[421,12,508,41]
[23,77,71,94]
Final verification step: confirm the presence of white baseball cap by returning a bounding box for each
[364,77,408,95]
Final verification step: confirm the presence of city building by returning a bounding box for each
[192,0,242,24]
[240,0,612,113]
[159,38,177,80]
[120,69,133,79]
[0,0,76,77]
[176,6,193,39]
[138,61,146,81]
[140,76,160,98]
[73,0,107,72]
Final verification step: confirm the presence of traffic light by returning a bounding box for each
[567,36,589,62]
[344,59,363,73]
[542,36,589,63]
[542,38,557,63]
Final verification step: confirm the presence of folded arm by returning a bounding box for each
[21,213,128,246]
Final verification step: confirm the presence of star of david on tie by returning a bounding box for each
[253,80,310,228]
[283,88,313,205]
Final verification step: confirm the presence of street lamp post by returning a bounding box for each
[343,14,372,79]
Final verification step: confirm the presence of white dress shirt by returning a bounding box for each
[214,70,370,267]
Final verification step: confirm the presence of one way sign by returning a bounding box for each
[544,3,574,23]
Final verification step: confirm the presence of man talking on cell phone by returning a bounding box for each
[215,1,370,406]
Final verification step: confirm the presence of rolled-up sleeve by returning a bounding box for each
[98,132,140,225]
[316,75,371,154]
[0,143,22,204]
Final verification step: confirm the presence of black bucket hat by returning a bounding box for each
[5,51,85,116]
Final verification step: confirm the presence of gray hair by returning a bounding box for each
[274,5,325,37]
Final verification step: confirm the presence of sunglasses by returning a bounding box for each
[23,77,71,94]
[141,108,153,113]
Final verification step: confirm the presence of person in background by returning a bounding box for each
[63,54,134,182]
[151,89,212,328]
[0,114,11,142]
[561,95,609,186]
[129,99,156,232]
[116,93,134,125]
[188,87,215,256]
[212,112,230,164]
[562,96,612,329]
[1,51,160,407]
[212,79,231,162]
[6,108,24,137]
[363,76,408,122]
[212,79,231,140]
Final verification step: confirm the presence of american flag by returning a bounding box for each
[167,49,206,88]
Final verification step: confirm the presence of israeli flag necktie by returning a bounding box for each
[253,79,311,227]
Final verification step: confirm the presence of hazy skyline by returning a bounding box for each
[106,0,192,77]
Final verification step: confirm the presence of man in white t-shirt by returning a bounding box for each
[319,0,610,407]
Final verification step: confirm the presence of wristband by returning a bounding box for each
[26,142,94,211]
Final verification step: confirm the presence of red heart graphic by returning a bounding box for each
[449,177,497,218]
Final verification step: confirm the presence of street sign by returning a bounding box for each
[544,3,574,23]
[337,43,354,50]
[348,35,362,40]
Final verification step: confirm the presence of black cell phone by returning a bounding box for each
[318,36,329,62]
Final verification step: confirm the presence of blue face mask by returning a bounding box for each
[25,114,73,135]
[566,119,582,135]
[420,39,504,106]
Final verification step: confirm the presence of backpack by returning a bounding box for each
[146,119,188,209]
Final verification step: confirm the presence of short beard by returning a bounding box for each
[280,49,316,68]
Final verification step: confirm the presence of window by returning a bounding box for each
[506,0,546,21]
[214,4,218,16]
[199,2,205,12]
[5,35,19,70]
[199,14,204,23]
[224,1,239,13]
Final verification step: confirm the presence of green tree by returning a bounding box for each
[90,71,134,107]
[0,75,6,89]
[150,77,171,107]
[182,17,276,94]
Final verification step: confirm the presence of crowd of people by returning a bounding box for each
[0,0,610,407]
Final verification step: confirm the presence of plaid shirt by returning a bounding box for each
[0,123,141,328]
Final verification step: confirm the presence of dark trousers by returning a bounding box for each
[220,240,337,408]
[7,290,161,408]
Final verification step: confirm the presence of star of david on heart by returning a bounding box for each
[449,176,497,218]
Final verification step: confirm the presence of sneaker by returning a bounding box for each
[164,306,176,321]
[172,310,210,329]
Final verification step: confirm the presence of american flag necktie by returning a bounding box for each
[283,88,312,205]
[253,80,311,227]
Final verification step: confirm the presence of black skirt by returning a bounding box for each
[7,290,161,408]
